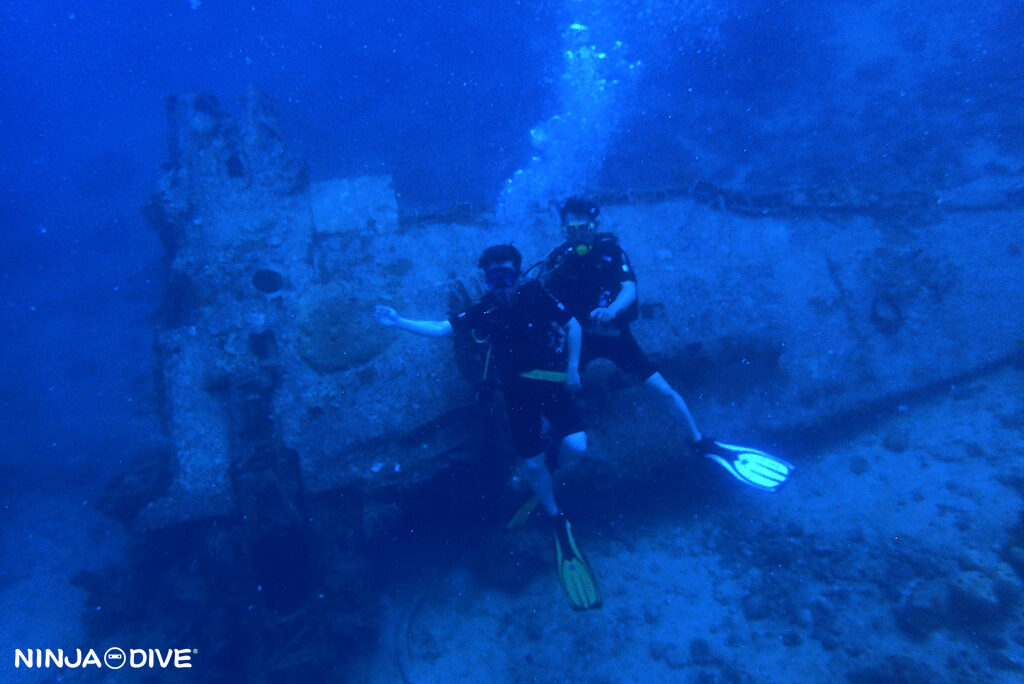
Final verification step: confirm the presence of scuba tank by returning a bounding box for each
[447,278,500,393]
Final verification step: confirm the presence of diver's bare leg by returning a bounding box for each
[557,430,588,469]
[644,372,702,443]
[521,453,560,516]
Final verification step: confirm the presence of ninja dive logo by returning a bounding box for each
[14,647,195,670]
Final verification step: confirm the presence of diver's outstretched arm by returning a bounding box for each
[374,305,453,337]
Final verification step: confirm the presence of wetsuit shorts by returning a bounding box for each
[502,375,583,459]
[581,326,657,381]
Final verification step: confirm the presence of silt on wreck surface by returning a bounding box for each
[143,91,1022,530]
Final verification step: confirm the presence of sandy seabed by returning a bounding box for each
[358,366,1024,684]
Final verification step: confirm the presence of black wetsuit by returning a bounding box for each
[449,280,582,458]
[540,233,657,381]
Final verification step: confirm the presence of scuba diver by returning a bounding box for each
[538,197,792,492]
[374,244,601,610]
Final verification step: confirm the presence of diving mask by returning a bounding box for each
[485,265,520,290]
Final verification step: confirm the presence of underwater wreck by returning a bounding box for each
[140,90,1022,528]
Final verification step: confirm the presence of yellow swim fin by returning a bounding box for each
[505,496,540,531]
[553,514,601,610]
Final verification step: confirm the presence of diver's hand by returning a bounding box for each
[566,366,582,391]
[374,305,400,327]
[590,307,617,323]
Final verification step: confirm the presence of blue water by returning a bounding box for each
[2,0,1023,680]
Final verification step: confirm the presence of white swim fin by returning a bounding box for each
[696,437,793,492]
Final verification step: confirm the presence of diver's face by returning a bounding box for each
[484,260,520,307]
[562,212,596,246]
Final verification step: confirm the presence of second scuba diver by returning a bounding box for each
[539,197,793,491]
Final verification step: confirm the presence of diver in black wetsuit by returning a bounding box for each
[539,197,703,445]
[374,244,585,518]
[537,198,794,495]
[375,244,602,610]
